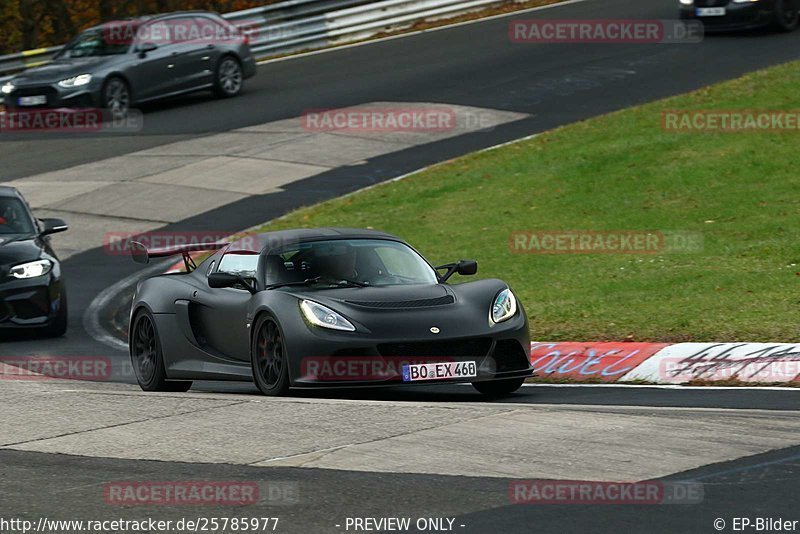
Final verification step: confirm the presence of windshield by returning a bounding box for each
[0,198,35,235]
[58,28,131,58]
[266,239,438,287]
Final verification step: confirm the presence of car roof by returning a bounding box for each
[91,11,221,30]
[0,186,22,199]
[233,227,404,254]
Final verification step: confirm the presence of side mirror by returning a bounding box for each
[436,259,478,282]
[208,272,239,289]
[208,271,257,293]
[138,42,158,56]
[39,218,68,236]
[456,259,478,276]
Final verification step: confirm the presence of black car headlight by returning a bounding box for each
[1,82,14,94]
[58,74,92,88]
[10,259,53,279]
[300,300,356,331]
[491,288,517,324]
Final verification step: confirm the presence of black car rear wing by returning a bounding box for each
[129,241,228,272]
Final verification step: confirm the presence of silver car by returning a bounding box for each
[1,11,257,116]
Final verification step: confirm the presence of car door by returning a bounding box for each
[167,16,219,92]
[128,20,180,100]
[190,250,259,361]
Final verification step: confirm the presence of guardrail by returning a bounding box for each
[0,0,518,84]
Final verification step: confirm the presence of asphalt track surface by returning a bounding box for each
[2,0,800,531]
[0,443,798,534]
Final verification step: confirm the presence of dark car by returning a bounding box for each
[0,187,69,337]
[679,0,799,31]
[128,228,533,397]
[0,11,257,116]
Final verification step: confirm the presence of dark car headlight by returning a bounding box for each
[491,288,518,324]
[57,74,92,88]
[10,259,53,279]
[1,82,14,94]
[300,300,356,331]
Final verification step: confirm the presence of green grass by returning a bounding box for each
[258,60,800,342]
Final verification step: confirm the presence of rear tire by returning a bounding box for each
[213,56,243,98]
[774,0,799,31]
[130,309,192,392]
[472,378,525,398]
[251,315,290,396]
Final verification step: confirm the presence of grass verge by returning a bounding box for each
[257,60,800,343]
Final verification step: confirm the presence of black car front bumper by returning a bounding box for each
[680,0,777,31]
[286,313,533,387]
[0,273,65,330]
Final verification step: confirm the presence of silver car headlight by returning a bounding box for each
[300,300,356,331]
[1,82,14,94]
[491,288,517,324]
[57,74,92,88]
[10,259,53,279]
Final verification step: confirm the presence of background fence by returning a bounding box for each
[0,0,521,84]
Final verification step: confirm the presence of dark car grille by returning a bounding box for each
[694,0,729,6]
[346,295,455,309]
[378,338,492,358]
[491,340,531,372]
[10,87,59,108]
[0,286,51,322]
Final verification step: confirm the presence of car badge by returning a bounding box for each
[430,327,440,334]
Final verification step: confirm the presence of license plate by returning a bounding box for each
[18,95,47,106]
[402,361,477,382]
[696,7,726,16]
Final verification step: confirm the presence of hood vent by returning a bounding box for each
[346,295,455,309]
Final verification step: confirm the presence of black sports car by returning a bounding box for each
[0,187,69,337]
[679,0,799,32]
[1,11,256,116]
[128,228,533,397]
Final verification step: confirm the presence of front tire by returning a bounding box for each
[43,291,68,338]
[251,315,290,396]
[214,56,243,98]
[774,0,799,31]
[130,309,192,392]
[102,76,131,118]
[472,378,525,398]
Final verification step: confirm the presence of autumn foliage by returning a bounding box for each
[1,0,278,54]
